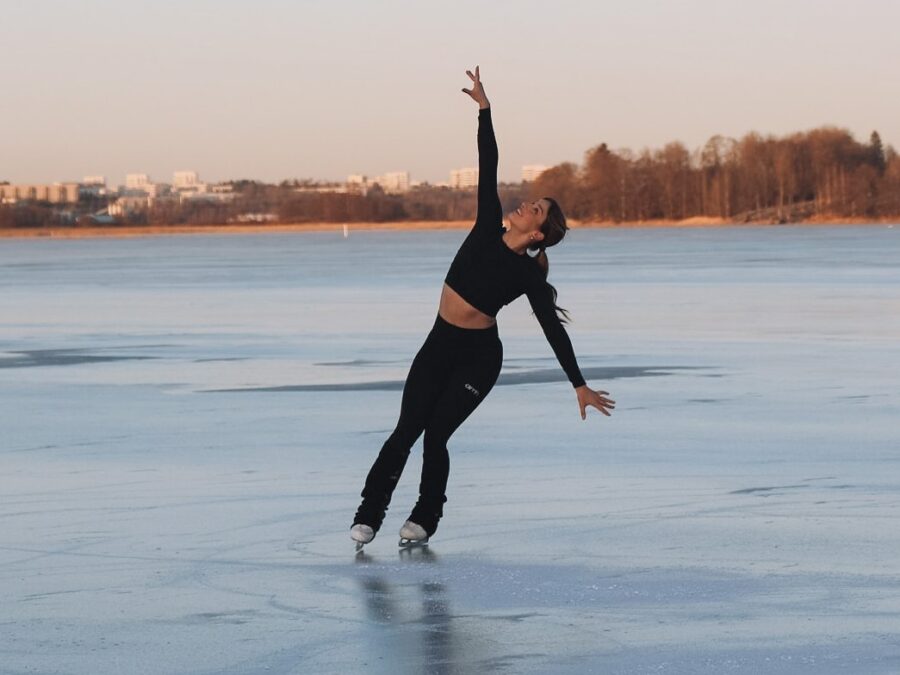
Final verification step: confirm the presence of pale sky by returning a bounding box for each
[2,0,898,186]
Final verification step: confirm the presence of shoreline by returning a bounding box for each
[0,216,896,240]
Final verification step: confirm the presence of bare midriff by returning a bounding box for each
[438,282,497,329]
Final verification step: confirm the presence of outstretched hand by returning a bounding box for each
[461,65,490,109]
[575,385,616,420]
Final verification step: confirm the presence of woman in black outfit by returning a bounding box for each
[351,67,615,548]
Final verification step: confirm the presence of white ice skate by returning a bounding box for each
[398,520,429,548]
[350,524,375,552]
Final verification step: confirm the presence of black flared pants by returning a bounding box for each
[352,313,503,536]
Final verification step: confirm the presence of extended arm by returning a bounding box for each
[526,281,586,389]
[462,66,503,233]
[527,280,616,419]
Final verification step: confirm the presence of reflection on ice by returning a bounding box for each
[355,548,458,675]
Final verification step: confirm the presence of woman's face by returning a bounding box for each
[506,198,551,235]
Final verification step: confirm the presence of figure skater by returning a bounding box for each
[351,66,615,549]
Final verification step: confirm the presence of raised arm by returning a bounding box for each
[462,66,502,232]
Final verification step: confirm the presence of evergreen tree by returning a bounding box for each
[870,131,886,174]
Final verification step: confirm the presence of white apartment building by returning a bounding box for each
[121,175,174,204]
[109,194,150,215]
[374,171,410,194]
[346,174,369,195]
[450,167,479,189]
[173,171,201,189]
[80,176,108,197]
[125,173,150,189]
[346,172,411,194]
[0,183,80,203]
[522,165,548,182]
[179,185,233,203]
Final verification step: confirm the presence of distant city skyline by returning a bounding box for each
[2,0,899,185]
[0,161,552,207]
[1,164,550,190]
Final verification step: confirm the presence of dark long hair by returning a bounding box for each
[527,196,571,323]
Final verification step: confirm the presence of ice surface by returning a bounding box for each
[2,225,900,674]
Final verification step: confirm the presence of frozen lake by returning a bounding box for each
[2,224,900,674]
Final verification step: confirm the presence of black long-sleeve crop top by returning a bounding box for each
[443,107,586,389]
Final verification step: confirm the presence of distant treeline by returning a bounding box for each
[528,128,898,223]
[2,126,898,229]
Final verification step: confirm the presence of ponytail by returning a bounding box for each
[529,246,572,324]
[527,196,572,324]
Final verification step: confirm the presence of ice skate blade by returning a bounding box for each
[398,536,429,548]
[355,541,366,552]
